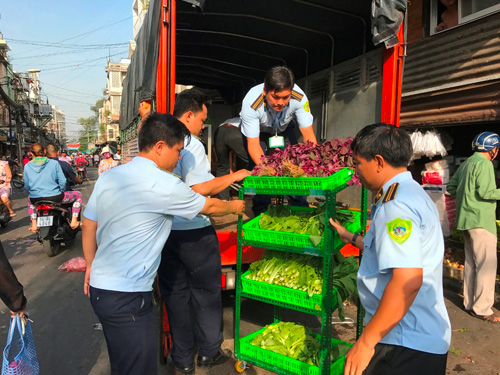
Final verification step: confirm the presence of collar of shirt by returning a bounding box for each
[371,171,412,213]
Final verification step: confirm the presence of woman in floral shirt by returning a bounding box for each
[0,160,15,217]
[98,146,119,176]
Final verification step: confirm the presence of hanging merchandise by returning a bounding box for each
[410,130,448,160]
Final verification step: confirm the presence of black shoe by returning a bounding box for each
[197,348,232,368]
[167,355,194,375]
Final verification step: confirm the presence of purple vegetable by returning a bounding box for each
[252,138,360,185]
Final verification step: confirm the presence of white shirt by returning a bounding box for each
[84,156,206,292]
[172,136,214,230]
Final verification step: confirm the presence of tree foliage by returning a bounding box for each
[78,98,104,151]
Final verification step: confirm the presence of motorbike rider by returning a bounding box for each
[75,153,89,181]
[0,159,15,217]
[46,144,82,190]
[98,146,119,176]
[58,150,72,165]
[24,143,83,233]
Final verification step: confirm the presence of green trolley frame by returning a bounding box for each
[234,169,368,375]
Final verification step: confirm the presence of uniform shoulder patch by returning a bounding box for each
[291,90,304,101]
[386,217,412,244]
[382,182,399,203]
[251,94,265,110]
[373,187,384,205]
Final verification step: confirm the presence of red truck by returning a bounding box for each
[119,0,407,363]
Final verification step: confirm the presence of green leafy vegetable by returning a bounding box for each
[250,322,350,366]
[247,251,358,320]
[258,205,356,245]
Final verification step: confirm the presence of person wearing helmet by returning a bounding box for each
[447,131,500,323]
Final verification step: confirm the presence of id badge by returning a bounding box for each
[269,135,285,148]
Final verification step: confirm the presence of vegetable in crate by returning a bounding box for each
[247,251,358,320]
[250,321,351,366]
[252,138,360,185]
[258,205,356,246]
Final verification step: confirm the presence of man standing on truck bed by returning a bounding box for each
[240,66,317,216]
[157,88,250,375]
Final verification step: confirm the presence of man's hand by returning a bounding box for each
[329,218,354,244]
[229,200,245,215]
[10,308,26,319]
[343,338,375,375]
[84,267,91,297]
[74,176,83,185]
[233,169,251,181]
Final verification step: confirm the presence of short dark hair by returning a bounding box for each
[264,66,295,93]
[139,113,191,152]
[46,143,59,155]
[351,123,413,168]
[172,88,211,118]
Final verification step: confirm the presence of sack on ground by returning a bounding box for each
[58,257,86,272]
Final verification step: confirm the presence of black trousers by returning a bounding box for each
[158,226,223,367]
[244,125,308,216]
[89,287,156,375]
[364,343,447,375]
[214,125,250,200]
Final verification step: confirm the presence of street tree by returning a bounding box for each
[78,98,104,152]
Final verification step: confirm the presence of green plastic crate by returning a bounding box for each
[241,270,335,311]
[244,168,354,194]
[239,326,351,375]
[242,207,361,252]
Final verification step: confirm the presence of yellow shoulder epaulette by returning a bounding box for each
[291,90,304,101]
[251,94,265,110]
[373,187,384,205]
[382,183,399,203]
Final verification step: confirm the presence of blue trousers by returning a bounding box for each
[158,226,223,367]
[89,287,156,375]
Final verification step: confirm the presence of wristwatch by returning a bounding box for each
[351,233,360,246]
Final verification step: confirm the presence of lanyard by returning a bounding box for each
[266,107,285,136]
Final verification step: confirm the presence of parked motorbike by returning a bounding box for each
[76,162,86,181]
[35,201,80,256]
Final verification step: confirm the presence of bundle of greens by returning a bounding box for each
[246,251,358,320]
[258,205,356,247]
[250,321,351,366]
[247,252,323,296]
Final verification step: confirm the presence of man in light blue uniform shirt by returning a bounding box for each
[157,89,250,375]
[82,113,245,375]
[240,66,316,215]
[331,124,450,375]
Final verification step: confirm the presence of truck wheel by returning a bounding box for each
[42,239,60,257]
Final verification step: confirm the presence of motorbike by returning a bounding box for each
[35,201,80,256]
[10,170,24,189]
[76,162,86,181]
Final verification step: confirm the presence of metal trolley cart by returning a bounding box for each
[234,168,368,375]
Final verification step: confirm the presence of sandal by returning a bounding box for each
[470,311,500,323]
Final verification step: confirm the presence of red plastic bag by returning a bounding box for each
[58,257,86,272]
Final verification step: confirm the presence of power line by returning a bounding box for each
[6,39,129,49]
[11,16,133,57]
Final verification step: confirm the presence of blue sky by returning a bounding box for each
[0,1,134,141]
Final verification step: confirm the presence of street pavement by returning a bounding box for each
[0,167,499,375]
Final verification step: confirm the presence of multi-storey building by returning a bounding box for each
[102,59,131,143]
